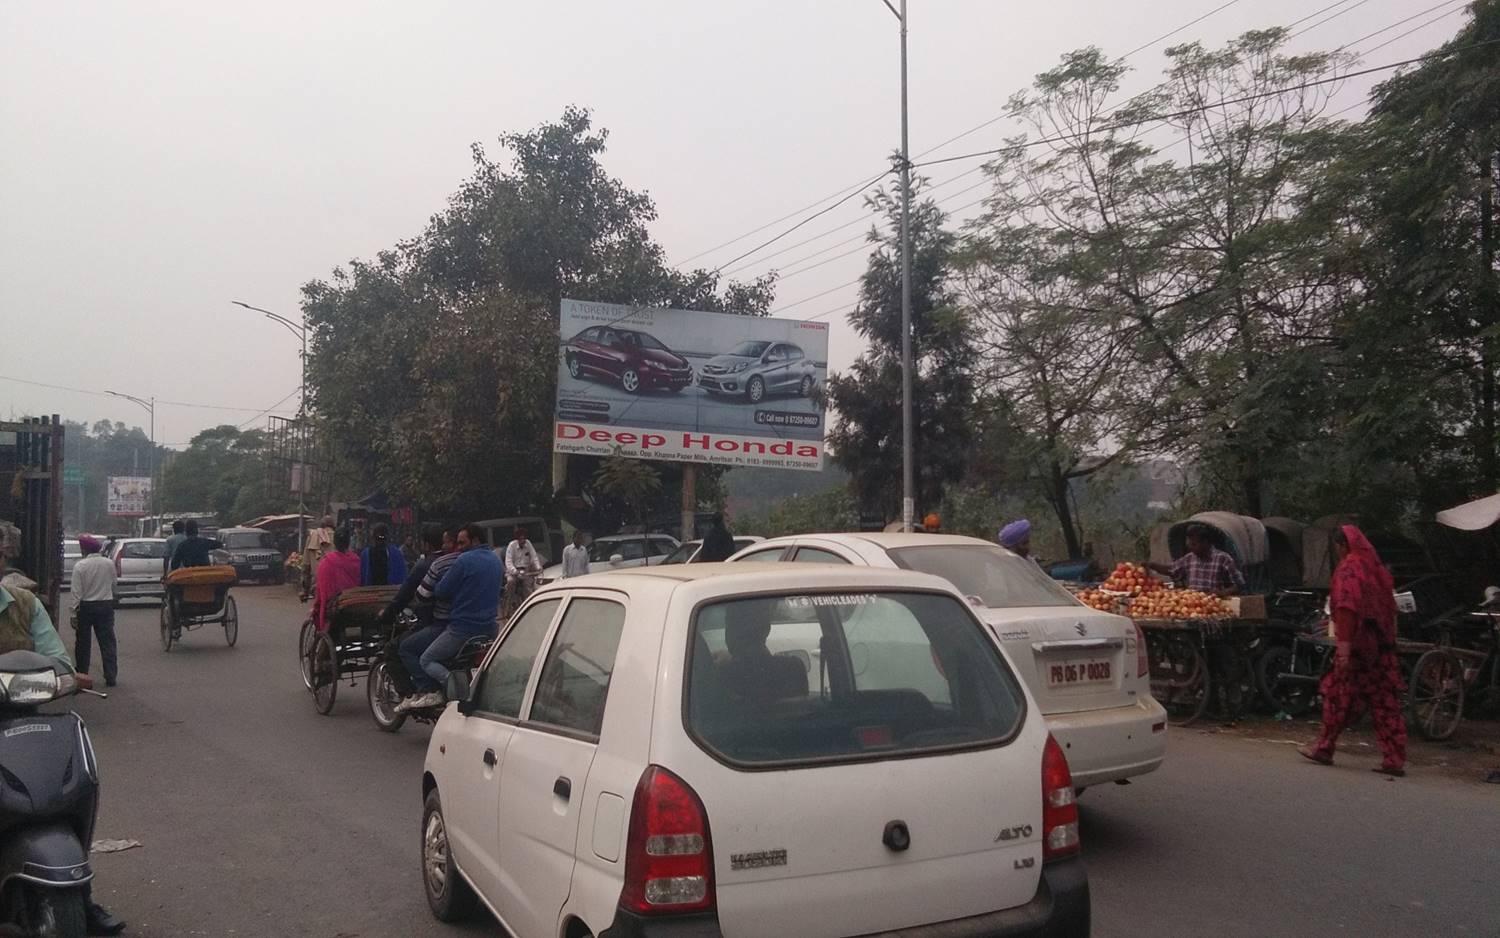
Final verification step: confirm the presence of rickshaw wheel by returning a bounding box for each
[1147,632,1210,726]
[298,619,316,689]
[311,633,338,715]
[160,603,175,652]
[368,660,407,733]
[1408,648,1464,741]
[223,595,239,647]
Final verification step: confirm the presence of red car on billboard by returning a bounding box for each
[562,325,694,394]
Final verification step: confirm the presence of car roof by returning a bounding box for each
[217,526,267,534]
[533,562,960,597]
[597,532,676,541]
[750,532,997,550]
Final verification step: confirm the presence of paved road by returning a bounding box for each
[66,587,1500,937]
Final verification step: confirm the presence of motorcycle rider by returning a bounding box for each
[0,551,125,935]
[397,523,502,711]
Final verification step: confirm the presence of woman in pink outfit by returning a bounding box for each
[313,527,362,633]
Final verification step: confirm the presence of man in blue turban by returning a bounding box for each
[998,519,1034,560]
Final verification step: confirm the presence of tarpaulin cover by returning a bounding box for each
[1169,512,1268,566]
[1435,493,1500,532]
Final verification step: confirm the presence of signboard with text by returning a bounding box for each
[553,299,829,471]
[105,476,152,517]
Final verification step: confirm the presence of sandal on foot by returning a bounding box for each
[1298,746,1333,766]
[1372,765,1405,777]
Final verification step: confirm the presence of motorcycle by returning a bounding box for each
[0,650,107,938]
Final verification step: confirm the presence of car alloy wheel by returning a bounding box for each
[748,376,765,403]
[622,369,641,393]
[800,375,814,397]
[567,355,581,379]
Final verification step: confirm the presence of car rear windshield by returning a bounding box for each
[887,545,1080,608]
[686,591,1024,766]
[222,532,275,549]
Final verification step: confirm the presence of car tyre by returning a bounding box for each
[422,790,477,922]
[799,374,814,397]
[567,355,581,379]
[747,375,766,403]
[621,368,641,393]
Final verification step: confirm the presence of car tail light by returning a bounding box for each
[114,551,123,577]
[620,766,714,915]
[1042,735,1080,862]
[1133,621,1150,678]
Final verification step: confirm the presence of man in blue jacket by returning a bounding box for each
[397,523,502,711]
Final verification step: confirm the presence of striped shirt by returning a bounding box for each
[1170,548,1245,593]
[416,549,459,622]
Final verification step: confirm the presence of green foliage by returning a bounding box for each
[156,426,290,525]
[826,182,977,519]
[735,486,859,538]
[591,454,662,524]
[60,420,168,533]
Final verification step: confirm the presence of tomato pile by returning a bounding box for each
[1073,588,1120,613]
[1100,562,1163,597]
[1127,589,1231,620]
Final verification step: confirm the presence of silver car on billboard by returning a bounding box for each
[697,339,817,404]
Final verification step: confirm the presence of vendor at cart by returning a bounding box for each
[1149,523,1245,597]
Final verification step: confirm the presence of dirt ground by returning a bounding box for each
[1186,711,1500,784]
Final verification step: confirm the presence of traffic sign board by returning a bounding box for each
[63,467,85,485]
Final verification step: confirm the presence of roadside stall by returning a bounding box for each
[1262,516,1306,590]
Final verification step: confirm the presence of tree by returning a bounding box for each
[826,181,977,521]
[591,453,662,525]
[60,420,168,532]
[156,426,288,525]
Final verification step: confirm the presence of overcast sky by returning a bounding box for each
[0,0,1464,448]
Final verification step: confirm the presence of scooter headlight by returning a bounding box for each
[0,669,60,704]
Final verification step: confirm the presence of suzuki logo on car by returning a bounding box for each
[994,825,1033,842]
[1075,622,1089,637]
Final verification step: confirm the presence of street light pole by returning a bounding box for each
[233,300,309,563]
[883,0,915,532]
[106,391,155,527]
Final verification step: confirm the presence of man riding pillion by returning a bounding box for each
[502,525,543,608]
[0,552,125,935]
[373,526,447,699]
[396,523,502,712]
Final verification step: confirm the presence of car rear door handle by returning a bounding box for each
[482,749,497,767]
[553,776,571,801]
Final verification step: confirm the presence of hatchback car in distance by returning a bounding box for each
[211,526,285,585]
[697,340,816,404]
[106,537,168,604]
[657,536,764,565]
[729,533,1167,790]
[562,326,694,394]
[420,565,1088,938]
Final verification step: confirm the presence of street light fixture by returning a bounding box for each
[233,300,311,564]
[105,390,156,524]
[880,0,916,531]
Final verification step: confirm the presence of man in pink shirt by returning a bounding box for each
[313,527,362,632]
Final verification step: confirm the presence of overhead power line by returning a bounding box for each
[0,373,300,415]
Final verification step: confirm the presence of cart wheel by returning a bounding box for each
[223,595,239,647]
[368,660,408,733]
[1408,648,1464,741]
[1258,644,1322,718]
[160,603,175,652]
[311,633,338,715]
[1147,632,1209,726]
[299,619,316,689]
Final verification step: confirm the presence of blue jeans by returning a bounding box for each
[399,625,470,693]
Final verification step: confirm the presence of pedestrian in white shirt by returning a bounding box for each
[561,530,591,578]
[501,526,545,612]
[70,535,119,687]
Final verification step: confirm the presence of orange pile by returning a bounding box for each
[1128,589,1231,620]
[1100,562,1164,597]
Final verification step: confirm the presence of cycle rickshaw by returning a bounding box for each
[160,565,239,651]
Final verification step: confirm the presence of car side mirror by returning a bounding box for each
[609,553,625,566]
[447,672,473,714]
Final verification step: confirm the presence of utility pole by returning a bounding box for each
[107,391,155,522]
[234,300,309,560]
[882,0,916,531]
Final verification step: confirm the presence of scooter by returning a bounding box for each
[0,649,106,938]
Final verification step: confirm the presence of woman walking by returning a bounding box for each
[1299,525,1407,776]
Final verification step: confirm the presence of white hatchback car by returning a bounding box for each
[422,565,1090,938]
[728,534,1167,790]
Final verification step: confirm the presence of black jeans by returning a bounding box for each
[75,600,118,683]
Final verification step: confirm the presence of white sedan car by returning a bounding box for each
[728,533,1167,789]
[421,565,1090,938]
[536,533,680,585]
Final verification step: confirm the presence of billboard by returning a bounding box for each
[553,299,829,471]
[106,476,152,517]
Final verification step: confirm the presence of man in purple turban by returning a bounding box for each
[998,519,1034,560]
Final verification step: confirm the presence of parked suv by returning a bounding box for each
[210,526,285,585]
[420,565,1089,938]
[106,538,168,604]
[728,533,1168,790]
[562,326,694,394]
[698,340,816,404]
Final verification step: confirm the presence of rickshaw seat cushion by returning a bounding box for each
[166,565,238,587]
[331,586,400,641]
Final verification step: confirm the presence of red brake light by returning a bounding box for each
[114,550,122,577]
[1042,735,1080,861]
[620,765,715,915]
[1133,621,1149,679]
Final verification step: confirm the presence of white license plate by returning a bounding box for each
[1047,658,1113,689]
[251,564,268,571]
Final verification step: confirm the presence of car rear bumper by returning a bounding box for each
[229,561,283,582]
[597,857,1089,938]
[1045,696,1167,788]
[114,579,165,598]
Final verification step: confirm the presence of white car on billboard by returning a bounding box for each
[697,340,817,404]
